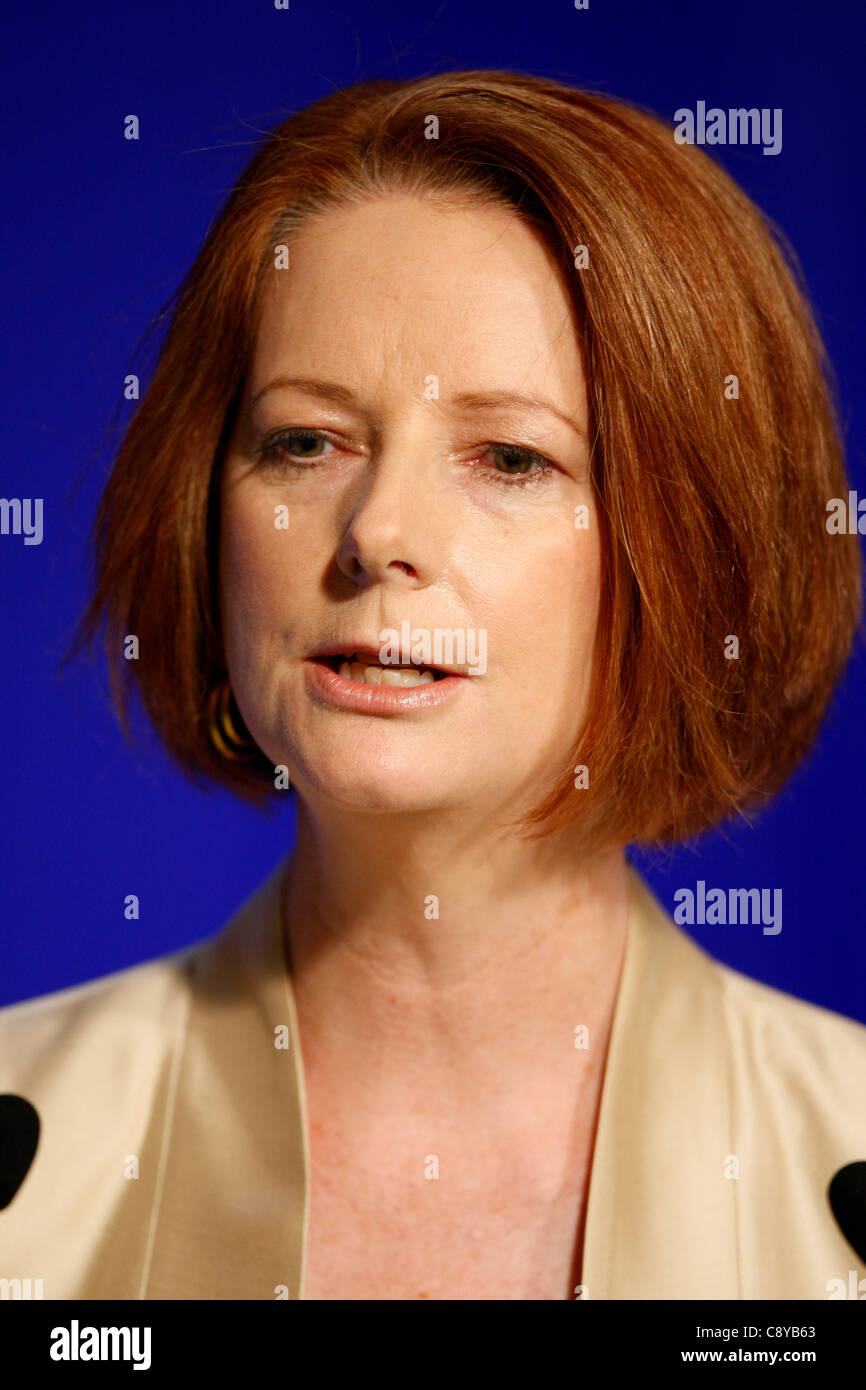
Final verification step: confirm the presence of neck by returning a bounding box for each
[283,797,631,1122]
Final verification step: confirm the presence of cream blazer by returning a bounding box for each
[1,856,865,1300]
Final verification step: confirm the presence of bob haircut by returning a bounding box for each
[68,69,863,854]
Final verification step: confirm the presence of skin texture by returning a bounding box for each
[220,194,630,1299]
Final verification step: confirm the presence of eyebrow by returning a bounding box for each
[249,376,586,438]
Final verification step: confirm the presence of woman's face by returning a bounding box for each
[220,193,600,821]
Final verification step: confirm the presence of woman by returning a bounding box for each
[1,69,864,1301]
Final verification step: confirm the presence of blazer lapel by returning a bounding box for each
[142,853,309,1300]
[580,865,741,1298]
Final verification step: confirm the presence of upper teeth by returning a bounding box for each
[337,654,436,686]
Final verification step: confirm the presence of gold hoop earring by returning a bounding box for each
[207,679,257,761]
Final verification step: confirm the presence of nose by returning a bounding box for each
[335,429,449,589]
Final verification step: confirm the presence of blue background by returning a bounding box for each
[1,0,863,1019]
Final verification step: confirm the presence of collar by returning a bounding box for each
[580,866,740,1297]
[142,853,308,1299]
[142,854,738,1299]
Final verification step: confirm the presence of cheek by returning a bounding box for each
[494,519,601,672]
[219,487,298,653]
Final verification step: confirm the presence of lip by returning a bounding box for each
[305,656,469,714]
[309,641,466,678]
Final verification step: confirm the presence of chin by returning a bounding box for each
[290,752,466,816]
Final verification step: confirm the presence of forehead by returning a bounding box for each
[246,194,584,398]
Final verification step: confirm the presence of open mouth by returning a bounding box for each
[317,653,450,685]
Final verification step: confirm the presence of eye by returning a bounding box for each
[253,429,555,488]
[256,428,337,466]
[476,443,554,488]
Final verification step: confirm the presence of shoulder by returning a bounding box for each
[0,941,214,1246]
[0,946,207,1297]
[669,911,866,1167]
[622,871,866,1294]
[707,961,866,1292]
[0,855,289,1102]
[631,866,866,1071]
[0,934,232,1179]
[0,944,203,1091]
[0,861,290,1298]
[712,952,866,1109]
[0,937,222,1298]
[629,867,866,1135]
[709,941,866,1065]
